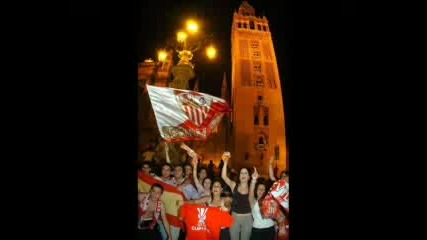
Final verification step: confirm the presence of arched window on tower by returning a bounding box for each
[255,75,264,87]
[253,106,259,125]
[243,22,248,28]
[238,22,242,28]
[256,133,268,150]
[263,107,269,126]
[263,25,267,31]
[257,24,261,30]
[250,21,255,29]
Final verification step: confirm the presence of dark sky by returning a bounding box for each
[138,0,290,97]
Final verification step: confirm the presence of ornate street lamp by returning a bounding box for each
[157,19,218,90]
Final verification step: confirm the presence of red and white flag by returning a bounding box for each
[146,85,231,142]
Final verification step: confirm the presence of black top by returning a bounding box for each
[231,185,251,214]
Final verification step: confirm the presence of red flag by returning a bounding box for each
[146,85,231,142]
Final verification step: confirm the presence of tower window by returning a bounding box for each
[263,26,267,31]
[238,22,242,28]
[252,51,261,58]
[259,136,264,144]
[250,21,255,30]
[251,41,259,48]
[253,62,262,72]
[255,76,264,87]
[257,24,261,30]
[243,23,247,28]
[263,107,269,126]
[254,106,260,125]
[254,115,259,125]
[258,96,263,103]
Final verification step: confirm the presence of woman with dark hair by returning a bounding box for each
[221,152,253,240]
[192,157,212,198]
[178,157,230,211]
[198,167,208,185]
[177,174,232,240]
[249,168,276,240]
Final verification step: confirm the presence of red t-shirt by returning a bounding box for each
[180,204,234,240]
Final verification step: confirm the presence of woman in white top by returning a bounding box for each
[249,167,276,240]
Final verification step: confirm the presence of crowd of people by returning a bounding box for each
[137,140,289,240]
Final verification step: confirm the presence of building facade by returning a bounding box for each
[230,1,288,175]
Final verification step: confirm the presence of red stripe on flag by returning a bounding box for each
[203,106,208,119]
[192,107,198,125]
[196,108,202,125]
[185,106,191,121]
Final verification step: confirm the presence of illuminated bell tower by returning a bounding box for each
[231,1,288,175]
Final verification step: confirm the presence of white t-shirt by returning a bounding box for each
[252,201,275,229]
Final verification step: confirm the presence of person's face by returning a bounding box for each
[211,181,222,195]
[203,178,212,190]
[184,165,192,177]
[239,168,250,182]
[142,164,151,175]
[256,184,266,199]
[150,186,163,200]
[161,165,171,178]
[199,169,207,180]
[174,166,184,178]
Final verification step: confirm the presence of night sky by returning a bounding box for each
[138,0,290,97]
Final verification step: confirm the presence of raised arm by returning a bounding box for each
[269,156,277,181]
[221,152,236,190]
[249,167,258,208]
[164,142,171,164]
[191,156,204,192]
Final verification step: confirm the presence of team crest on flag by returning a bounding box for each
[146,85,231,142]
[175,91,211,127]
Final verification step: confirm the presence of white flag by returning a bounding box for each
[146,85,231,142]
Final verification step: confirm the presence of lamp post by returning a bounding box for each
[158,19,217,90]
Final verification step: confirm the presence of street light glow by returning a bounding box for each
[206,46,217,59]
[186,19,198,34]
[177,31,188,43]
[158,50,167,62]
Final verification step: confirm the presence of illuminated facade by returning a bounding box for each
[230,1,288,175]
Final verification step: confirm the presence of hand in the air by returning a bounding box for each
[252,167,259,180]
[222,152,231,162]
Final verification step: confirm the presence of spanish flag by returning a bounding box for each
[138,172,187,227]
